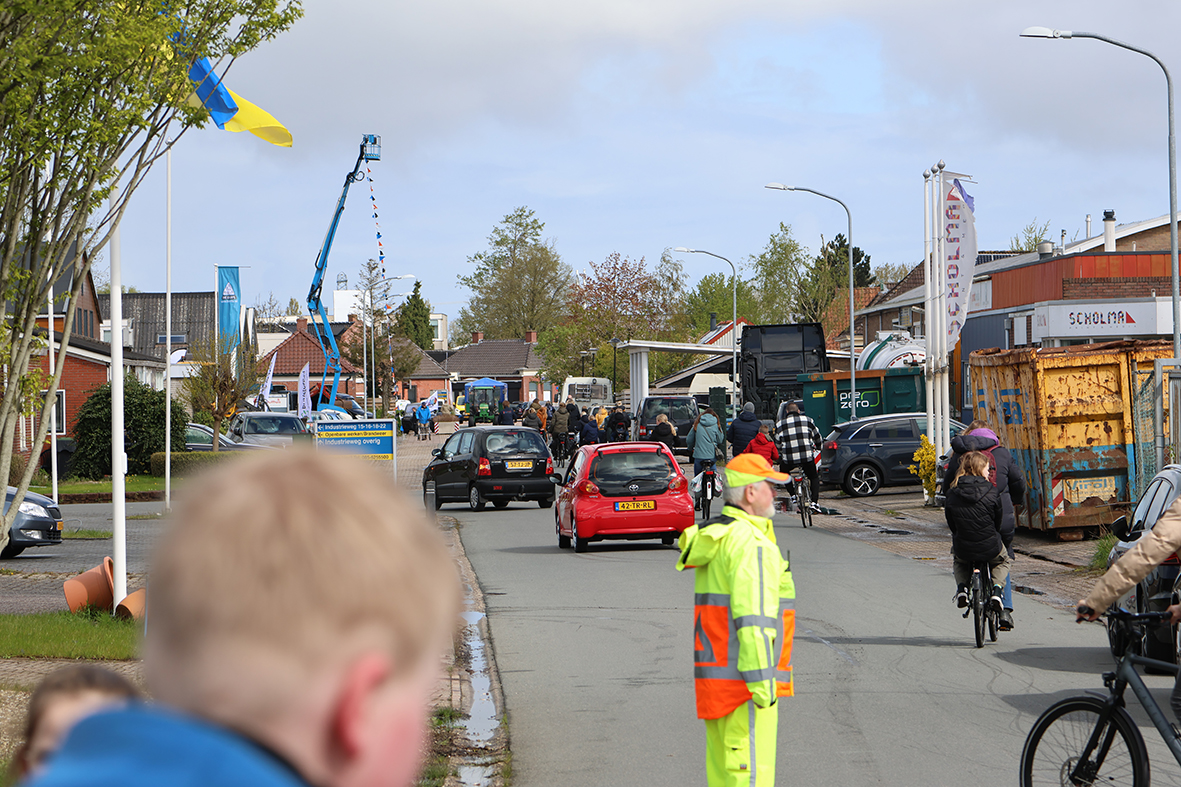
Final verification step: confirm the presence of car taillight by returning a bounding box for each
[638,424,647,436]
[477,458,491,476]
[580,480,600,497]
[824,440,839,451]
[668,476,686,492]
[545,457,554,475]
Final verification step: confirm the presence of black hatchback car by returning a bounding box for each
[2,486,64,558]
[423,426,556,511]
[819,413,966,497]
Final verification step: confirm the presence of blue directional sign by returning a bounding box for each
[314,419,395,461]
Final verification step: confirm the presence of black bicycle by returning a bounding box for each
[962,560,998,648]
[699,460,717,520]
[1019,608,1178,786]
[552,432,571,464]
[788,467,812,529]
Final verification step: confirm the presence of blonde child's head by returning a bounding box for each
[951,451,990,488]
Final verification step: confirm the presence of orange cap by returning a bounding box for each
[724,453,791,486]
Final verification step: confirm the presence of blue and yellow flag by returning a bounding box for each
[187,55,292,147]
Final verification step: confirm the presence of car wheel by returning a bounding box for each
[538,495,554,509]
[0,543,24,559]
[843,462,882,497]
[573,519,588,553]
[493,500,509,509]
[468,485,486,512]
[423,488,443,510]
[557,513,571,549]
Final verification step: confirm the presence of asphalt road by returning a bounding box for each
[453,500,1181,786]
[4,501,163,574]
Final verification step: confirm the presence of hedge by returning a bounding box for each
[150,450,239,477]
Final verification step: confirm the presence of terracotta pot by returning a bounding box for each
[63,556,115,613]
[115,587,146,621]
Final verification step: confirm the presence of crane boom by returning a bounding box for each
[306,134,381,412]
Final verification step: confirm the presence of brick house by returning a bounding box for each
[393,340,452,403]
[256,317,362,401]
[445,331,547,402]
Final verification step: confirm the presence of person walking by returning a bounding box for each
[549,401,571,460]
[676,453,795,787]
[497,405,515,425]
[941,419,1025,630]
[773,401,822,513]
[727,403,762,457]
[415,401,433,441]
[522,404,542,431]
[534,401,548,433]
[686,408,726,511]
[579,412,601,445]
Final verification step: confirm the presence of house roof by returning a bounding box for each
[822,287,880,348]
[697,318,750,346]
[97,291,215,360]
[445,339,543,378]
[397,339,451,379]
[259,323,361,376]
[43,329,164,366]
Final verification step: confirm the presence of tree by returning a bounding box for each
[0,1,301,546]
[73,374,187,478]
[396,281,433,350]
[389,337,425,406]
[286,297,302,316]
[817,234,872,288]
[745,223,811,323]
[182,339,262,450]
[682,271,759,338]
[454,208,573,340]
[1009,219,1052,252]
[871,262,913,290]
[252,291,283,328]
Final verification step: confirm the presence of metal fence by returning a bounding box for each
[1132,369,1158,503]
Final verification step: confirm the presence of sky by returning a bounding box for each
[109,0,1181,333]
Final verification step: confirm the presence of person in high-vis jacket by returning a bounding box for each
[676,453,795,787]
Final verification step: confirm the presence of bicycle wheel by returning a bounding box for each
[701,486,712,520]
[1019,696,1148,787]
[972,571,985,648]
[798,476,812,529]
[988,608,998,642]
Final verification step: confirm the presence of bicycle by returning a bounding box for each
[962,560,999,648]
[788,467,812,529]
[552,432,571,465]
[1019,608,1177,786]
[699,460,717,520]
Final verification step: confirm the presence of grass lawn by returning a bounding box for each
[61,529,113,539]
[0,611,139,660]
[28,476,167,496]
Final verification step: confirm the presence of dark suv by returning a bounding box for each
[634,396,700,453]
[819,413,965,497]
[423,426,556,510]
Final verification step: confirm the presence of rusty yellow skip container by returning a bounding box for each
[969,341,1171,532]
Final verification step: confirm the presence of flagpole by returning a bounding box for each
[923,169,934,465]
[48,277,57,501]
[110,185,127,607]
[165,149,172,512]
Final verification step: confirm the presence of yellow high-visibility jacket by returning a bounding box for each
[677,505,795,720]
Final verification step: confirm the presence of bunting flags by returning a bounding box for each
[367,165,385,274]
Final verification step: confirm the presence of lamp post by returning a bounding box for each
[674,248,738,413]
[609,337,621,398]
[765,183,858,420]
[1020,26,1179,360]
[580,350,588,376]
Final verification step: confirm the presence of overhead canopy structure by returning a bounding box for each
[615,340,735,415]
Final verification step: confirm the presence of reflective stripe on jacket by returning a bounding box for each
[677,505,795,720]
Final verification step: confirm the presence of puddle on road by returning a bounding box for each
[454,599,500,786]
[879,529,913,536]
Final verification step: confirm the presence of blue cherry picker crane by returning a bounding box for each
[306,134,381,413]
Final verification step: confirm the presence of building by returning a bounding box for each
[429,313,448,351]
[445,332,547,402]
[256,317,362,401]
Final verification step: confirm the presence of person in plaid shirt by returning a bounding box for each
[774,401,822,512]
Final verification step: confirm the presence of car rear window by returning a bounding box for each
[246,417,307,435]
[589,450,676,497]
[641,398,693,421]
[484,430,548,456]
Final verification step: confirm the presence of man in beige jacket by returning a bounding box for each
[1080,497,1181,718]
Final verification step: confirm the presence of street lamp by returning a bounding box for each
[674,248,738,414]
[579,350,588,376]
[609,337,621,399]
[1020,26,1180,360]
[764,183,858,421]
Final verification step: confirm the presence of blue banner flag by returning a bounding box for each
[217,266,241,353]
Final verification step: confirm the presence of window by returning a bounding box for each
[156,334,187,345]
[458,431,475,454]
[870,421,915,440]
[39,390,66,435]
[442,432,463,455]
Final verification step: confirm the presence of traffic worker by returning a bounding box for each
[676,453,795,787]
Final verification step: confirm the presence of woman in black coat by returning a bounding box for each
[945,451,1010,613]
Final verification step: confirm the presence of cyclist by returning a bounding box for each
[605,406,631,442]
[945,451,1008,613]
[686,408,725,512]
[774,401,822,514]
[549,401,571,458]
[1079,496,1181,719]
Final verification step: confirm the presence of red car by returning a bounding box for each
[552,441,694,552]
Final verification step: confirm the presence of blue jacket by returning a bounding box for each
[416,405,431,423]
[28,705,310,787]
[686,413,725,461]
[726,410,762,457]
[580,418,601,444]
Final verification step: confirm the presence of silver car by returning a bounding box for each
[226,412,311,448]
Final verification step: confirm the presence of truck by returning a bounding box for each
[560,377,613,410]
[739,323,829,421]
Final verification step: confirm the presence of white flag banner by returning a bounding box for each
[298,363,312,417]
[258,353,277,407]
[942,172,977,349]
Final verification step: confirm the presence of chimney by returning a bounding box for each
[1037,241,1054,259]
[297,317,308,333]
[1086,213,1092,238]
[1103,209,1116,251]
[348,313,359,324]
[709,312,717,331]
[525,330,538,343]
[472,331,484,344]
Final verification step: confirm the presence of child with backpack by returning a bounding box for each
[945,451,1010,614]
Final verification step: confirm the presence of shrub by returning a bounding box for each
[7,452,26,486]
[73,375,188,479]
[150,450,237,477]
[191,410,214,429]
[908,434,938,499]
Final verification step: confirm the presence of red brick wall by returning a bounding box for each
[1062,276,1172,300]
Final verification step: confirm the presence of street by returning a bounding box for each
[454,500,1181,786]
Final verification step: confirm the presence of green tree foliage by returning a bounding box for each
[286,297,302,316]
[1009,218,1051,252]
[745,223,811,323]
[182,339,261,449]
[454,207,573,340]
[397,281,433,350]
[817,234,873,288]
[0,1,301,541]
[871,262,914,290]
[73,375,188,479]
[682,271,759,337]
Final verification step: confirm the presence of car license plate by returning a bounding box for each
[615,501,655,511]
[505,461,532,470]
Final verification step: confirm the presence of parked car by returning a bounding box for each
[633,396,700,453]
[511,401,529,420]
[552,441,693,552]
[1103,465,1181,663]
[423,426,556,510]
[819,413,967,497]
[305,409,350,427]
[2,486,63,559]
[225,412,311,448]
[185,422,270,452]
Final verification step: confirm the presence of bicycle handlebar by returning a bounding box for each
[1088,607,1172,624]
